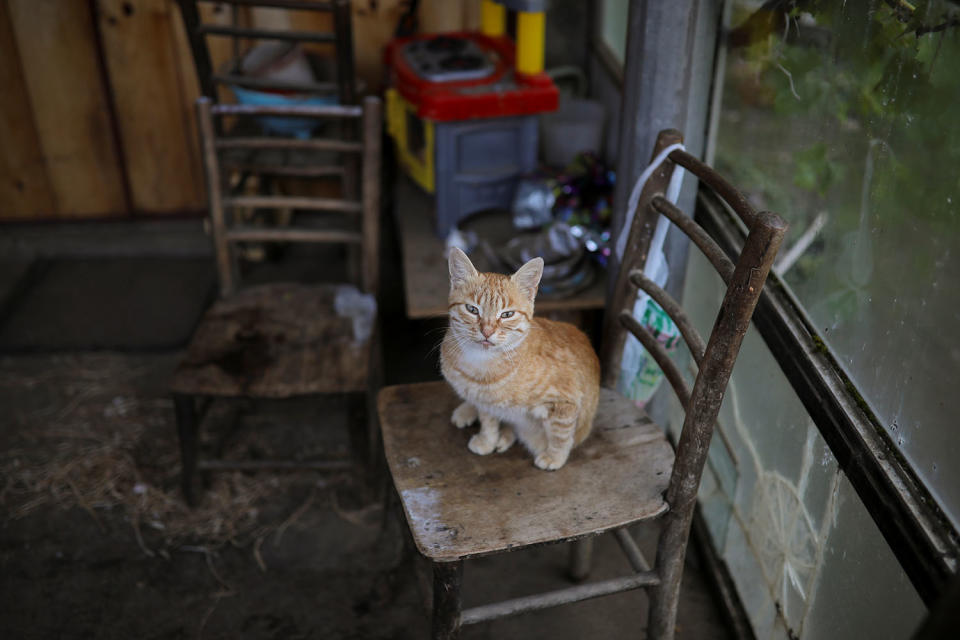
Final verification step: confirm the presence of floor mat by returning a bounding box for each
[0,257,215,351]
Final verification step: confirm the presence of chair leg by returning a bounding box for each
[647,576,681,640]
[432,560,464,640]
[173,393,200,507]
[647,496,700,640]
[568,537,594,582]
[647,526,688,640]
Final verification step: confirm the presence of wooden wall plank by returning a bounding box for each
[6,0,127,218]
[0,2,56,219]
[352,0,403,93]
[96,0,205,214]
[419,0,479,34]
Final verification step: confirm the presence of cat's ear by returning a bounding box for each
[511,257,544,302]
[448,246,479,289]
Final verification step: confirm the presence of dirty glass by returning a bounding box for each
[712,0,960,528]
[600,0,629,65]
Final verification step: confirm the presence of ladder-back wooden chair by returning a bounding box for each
[376,129,787,639]
[170,96,382,505]
[177,0,356,106]
[176,0,360,198]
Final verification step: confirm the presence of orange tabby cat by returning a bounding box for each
[440,247,601,470]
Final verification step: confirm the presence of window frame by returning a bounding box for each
[693,189,960,605]
[592,0,626,86]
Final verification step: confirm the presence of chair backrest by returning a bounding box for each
[196,96,382,297]
[601,129,787,631]
[176,0,356,106]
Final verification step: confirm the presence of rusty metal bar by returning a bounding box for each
[669,149,758,228]
[197,459,353,471]
[211,103,362,118]
[198,24,336,44]
[647,210,787,640]
[613,528,652,573]
[460,572,660,626]
[196,0,334,9]
[650,195,735,283]
[212,73,337,94]
[360,96,382,295]
[619,311,692,409]
[225,227,361,244]
[224,194,361,212]
[215,137,363,153]
[628,269,706,366]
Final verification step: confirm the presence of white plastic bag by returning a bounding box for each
[334,286,377,342]
[615,143,686,406]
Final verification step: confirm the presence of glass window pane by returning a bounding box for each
[600,0,629,66]
[713,1,960,527]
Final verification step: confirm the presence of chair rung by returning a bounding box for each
[198,24,335,44]
[460,572,660,625]
[225,195,361,212]
[212,103,362,118]
[614,528,652,572]
[213,74,337,94]
[225,227,362,244]
[197,0,333,11]
[216,138,362,153]
[223,164,345,178]
[197,459,353,472]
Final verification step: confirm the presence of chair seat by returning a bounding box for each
[379,382,675,562]
[170,283,370,398]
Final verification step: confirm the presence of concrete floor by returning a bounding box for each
[0,215,734,639]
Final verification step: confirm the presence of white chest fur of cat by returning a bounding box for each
[439,248,601,471]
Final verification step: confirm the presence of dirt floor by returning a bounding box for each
[0,221,734,639]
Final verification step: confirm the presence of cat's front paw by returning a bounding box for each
[534,450,569,471]
[451,402,478,428]
[468,433,497,455]
[495,427,516,453]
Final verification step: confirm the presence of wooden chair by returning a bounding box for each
[176,0,356,106]
[170,96,382,505]
[376,129,787,639]
[176,0,360,198]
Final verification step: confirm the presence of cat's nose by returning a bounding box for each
[480,325,495,338]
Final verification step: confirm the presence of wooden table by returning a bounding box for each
[392,177,608,319]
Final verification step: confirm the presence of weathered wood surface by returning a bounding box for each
[392,177,608,319]
[0,3,55,219]
[378,382,673,561]
[97,0,206,214]
[6,0,128,218]
[171,283,370,397]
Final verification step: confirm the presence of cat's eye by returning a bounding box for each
[500,310,515,318]
[465,304,479,315]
